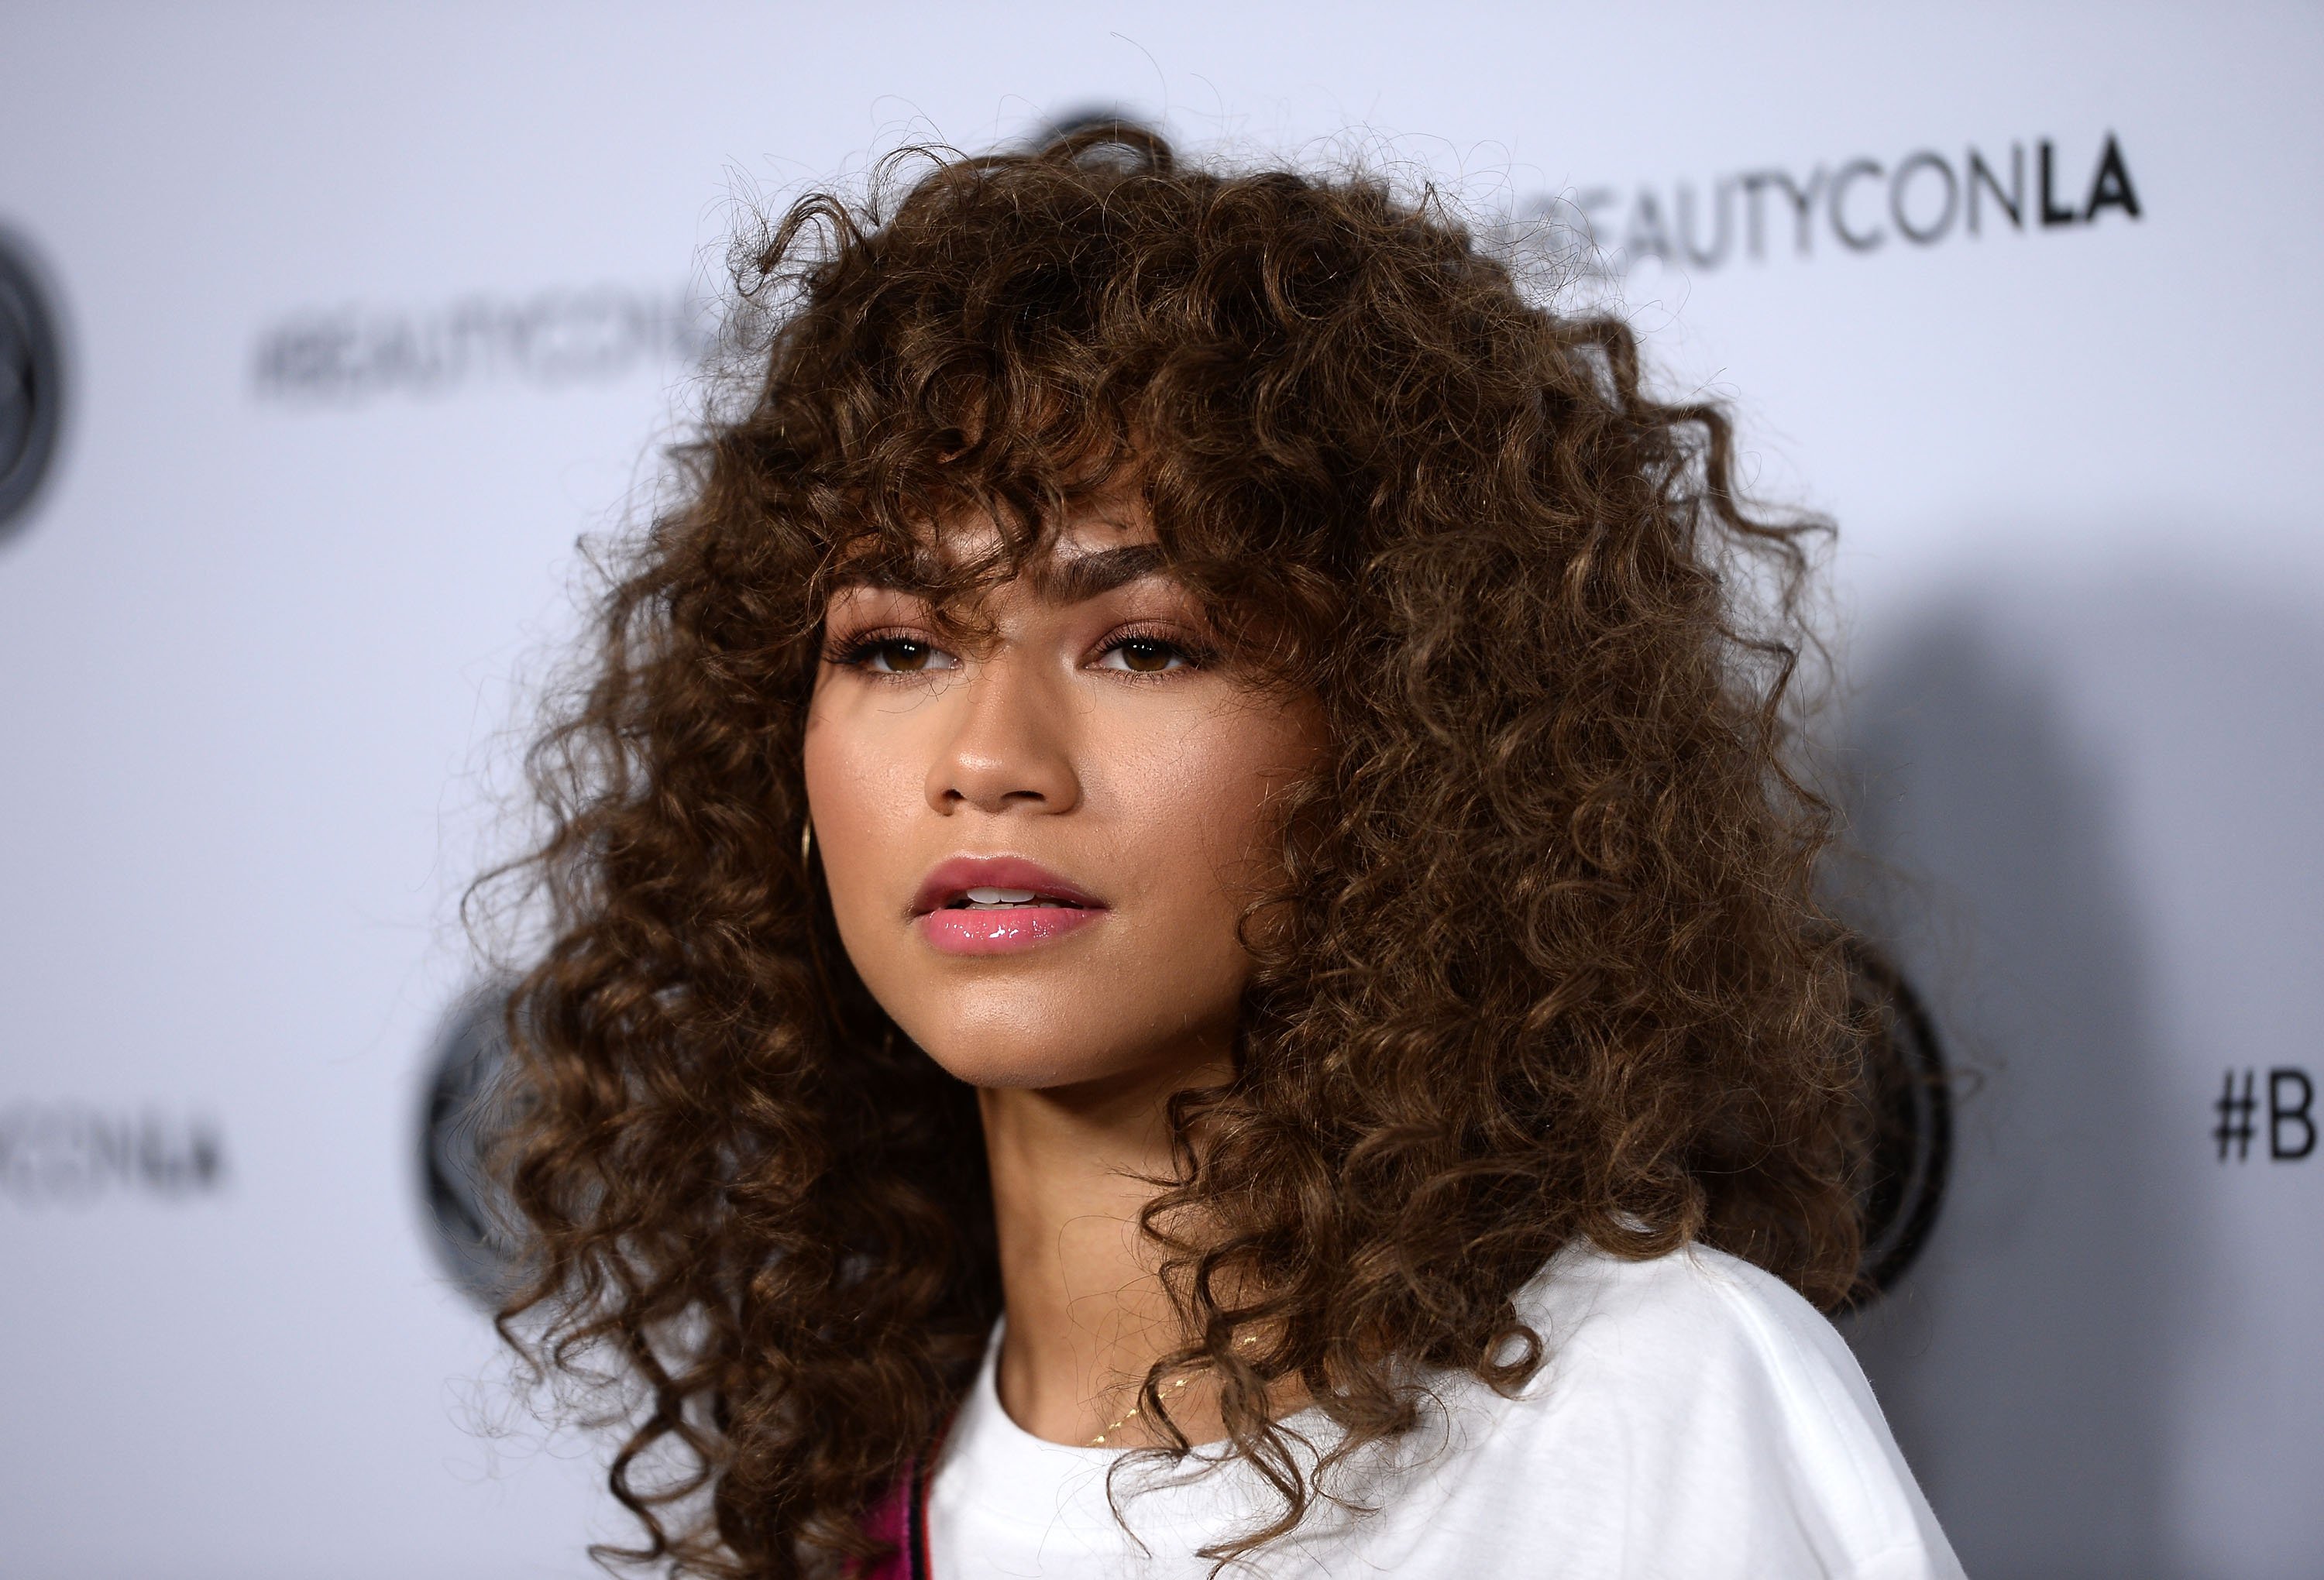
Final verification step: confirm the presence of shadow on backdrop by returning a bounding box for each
[1834,591,2178,1580]
[1834,565,2324,1578]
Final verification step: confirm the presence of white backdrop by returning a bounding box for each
[2,5,2318,1576]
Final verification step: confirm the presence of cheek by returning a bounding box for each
[801,687,919,944]
[1098,699,1321,938]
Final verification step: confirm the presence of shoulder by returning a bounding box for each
[1517,1239,1871,1411]
[1504,1240,1888,1477]
[1466,1242,1965,1579]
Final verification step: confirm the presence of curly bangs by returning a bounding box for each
[498,125,1865,1578]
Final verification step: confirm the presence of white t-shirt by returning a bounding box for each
[924,1243,1964,1578]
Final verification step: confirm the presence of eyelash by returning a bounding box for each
[824,624,1211,678]
[1094,624,1210,677]
[825,628,953,675]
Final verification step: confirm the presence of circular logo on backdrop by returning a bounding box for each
[0,232,64,542]
[418,988,526,1309]
[1846,939,1952,1307]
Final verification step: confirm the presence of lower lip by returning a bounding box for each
[916,905,1105,956]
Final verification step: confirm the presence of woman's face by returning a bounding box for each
[803,504,1323,1093]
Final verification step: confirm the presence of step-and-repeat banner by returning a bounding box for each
[3,5,2316,1576]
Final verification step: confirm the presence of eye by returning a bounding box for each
[837,635,960,675]
[1095,634,1195,675]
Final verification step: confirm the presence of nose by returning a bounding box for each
[924,654,1082,817]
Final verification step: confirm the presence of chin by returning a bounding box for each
[925,1049,1098,1091]
[906,1003,1146,1092]
[889,985,1218,1095]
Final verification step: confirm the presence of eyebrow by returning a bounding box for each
[830,543,1172,604]
[1029,544,1171,603]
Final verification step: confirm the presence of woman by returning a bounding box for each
[494,125,1962,1578]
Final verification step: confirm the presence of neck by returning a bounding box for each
[978,1048,1224,1447]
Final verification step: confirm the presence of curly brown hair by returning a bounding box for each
[493,125,1865,1578]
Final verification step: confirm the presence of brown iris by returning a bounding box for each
[1116,638,1174,673]
[876,639,939,672]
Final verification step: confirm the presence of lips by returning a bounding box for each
[911,856,1107,956]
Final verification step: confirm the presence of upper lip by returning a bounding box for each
[909,856,1105,916]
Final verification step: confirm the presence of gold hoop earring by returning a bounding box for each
[799,818,815,871]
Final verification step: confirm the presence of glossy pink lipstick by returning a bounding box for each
[911,856,1106,956]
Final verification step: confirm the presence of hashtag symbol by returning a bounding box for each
[2215,1069,2257,1163]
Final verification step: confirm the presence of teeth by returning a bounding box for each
[951,885,1077,910]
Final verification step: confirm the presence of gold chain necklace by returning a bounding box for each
[1087,1334,1257,1448]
